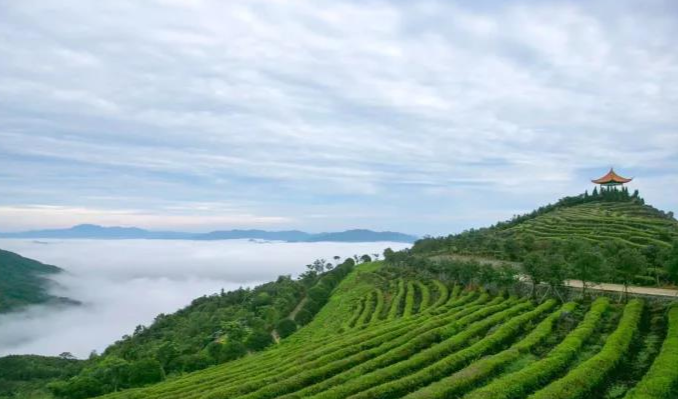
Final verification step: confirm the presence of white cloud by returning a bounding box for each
[0,205,292,232]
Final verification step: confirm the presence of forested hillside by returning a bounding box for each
[0,355,84,399]
[0,248,66,313]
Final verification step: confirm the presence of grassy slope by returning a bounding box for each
[291,262,383,341]
[0,248,64,312]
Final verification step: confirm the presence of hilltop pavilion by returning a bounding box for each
[591,168,633,188]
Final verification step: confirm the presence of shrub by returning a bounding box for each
[221,341,247,362]
[403,281,416,318]
[277,319,298,339]
[416,281,431,312]
[622,305,678,399]
[128,359,164,387]
[404,302,579,399]
[529,299,644,399]
[387,279,405,320]
[245,330,274,351]
[463,297,611,399]
[429,280,449,309]
[308,285,331,303]
[294,308,314,325]
[368,289,385,324]
[173,353,211,373]
[350,301,556,398]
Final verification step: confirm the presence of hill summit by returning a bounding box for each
[413,188,676,254]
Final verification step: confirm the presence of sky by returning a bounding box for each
[0,239,409,357]
[0,0,677,236]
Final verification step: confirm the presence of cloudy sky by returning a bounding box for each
[0,0,676,235]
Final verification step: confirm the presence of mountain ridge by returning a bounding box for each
[0,225,417,243]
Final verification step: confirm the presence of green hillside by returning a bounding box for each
[0,248,65,313]
[11,190,678,399]
[411,190,678,287]
[65,260,677,399]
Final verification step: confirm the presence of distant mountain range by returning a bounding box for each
[0,224,418,243]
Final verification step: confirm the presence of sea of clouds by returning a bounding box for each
[0,239,409,358]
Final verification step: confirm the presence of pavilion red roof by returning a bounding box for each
[591,168,633,184]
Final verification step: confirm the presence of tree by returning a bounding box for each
[308,259,329,273]
[221,321,247,342]
[360,254,372,263]
[96,356,130,392]
[294,308,314,325]
[614,248,647,301]
[523,252,548,298]
[478,264,499,287]
[543,253,568,301]
[128,359,164,387]
[522,234,536,252]
[49,376,102,399]
[245,329,274,351]
[570,243,605,297]
[206,342,224,363]
[665,241,678,284]
[155,342,179,370]
[173,353,211,373]
[206,341,246,364]
[307,285,330,303]
[276,319,297,338]
[503,237,521,261]
[496,263,518,291]
[59,352,76,360]
[221,341,247,361]
[252,292,272,306]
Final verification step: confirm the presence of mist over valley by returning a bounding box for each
[0,239,409,358]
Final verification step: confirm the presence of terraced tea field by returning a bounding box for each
[504,201,677,247]
[99,262,678,399]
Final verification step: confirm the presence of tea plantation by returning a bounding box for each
[95,261,678,399]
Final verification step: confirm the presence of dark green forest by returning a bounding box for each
[0,249,69,313]
[0,355,84,399]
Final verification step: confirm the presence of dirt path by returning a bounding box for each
[288,296,308,320]
[565,280,678,298]
[271,296,308,344]
[431,253,678,298]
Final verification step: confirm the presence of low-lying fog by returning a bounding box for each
[0,239,410,358]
